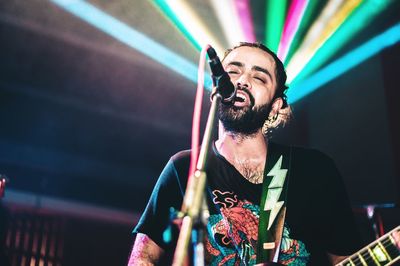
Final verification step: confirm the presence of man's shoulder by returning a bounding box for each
[167,149,192,176]
[170,149,191,163]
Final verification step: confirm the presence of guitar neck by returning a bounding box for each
[336,225,400,266]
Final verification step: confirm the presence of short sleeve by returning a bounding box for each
[133,158,185,249]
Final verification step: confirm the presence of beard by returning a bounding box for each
[218,88,272,136]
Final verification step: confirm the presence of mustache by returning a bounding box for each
[236,86,255,106]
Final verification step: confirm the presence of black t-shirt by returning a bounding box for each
[134,142,362,265]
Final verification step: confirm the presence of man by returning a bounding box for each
[128,42,363,265]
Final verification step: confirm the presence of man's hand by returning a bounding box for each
[392,229,400,249]
[128,233,164,266]
[328,253,347,265]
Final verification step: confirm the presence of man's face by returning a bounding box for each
[218,46,278,135]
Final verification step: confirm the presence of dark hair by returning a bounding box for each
[222,42,289,107]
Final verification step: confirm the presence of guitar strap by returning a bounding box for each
[256,144,292,264]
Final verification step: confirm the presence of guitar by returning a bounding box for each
[336,225,400,266]
[256,226,400,266]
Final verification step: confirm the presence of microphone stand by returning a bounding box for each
[172,93,223,266]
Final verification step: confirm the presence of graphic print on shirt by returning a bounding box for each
[205,190,310,265]
[206,189,259,265]
[279,225,310,265]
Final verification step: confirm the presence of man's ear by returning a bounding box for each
[270,97,283,115]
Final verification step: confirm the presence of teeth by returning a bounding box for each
[236,93,246,102]
[235,97,244,102]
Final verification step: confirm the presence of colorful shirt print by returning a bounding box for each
[205,189,310,265]
[279,226,310,265]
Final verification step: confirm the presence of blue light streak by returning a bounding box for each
[50,0,212,88]
[288,23,400,104]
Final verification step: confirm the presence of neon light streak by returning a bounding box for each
[287,23,400,104]
[292,0,343,52]
[50,0,212,88]
[277,0,309,62]
[234,0,256,42]
[152,0,202,51]
[309,0,362,53]
[160,0,225,55]
[284,0,319,65]
[292,0,393,84]
[286,0,362,83]
[265,0,287,53]
[210,0,246,47]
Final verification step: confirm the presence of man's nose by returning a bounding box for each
[235,73,251,89]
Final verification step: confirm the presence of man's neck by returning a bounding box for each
[215,124,268,184]
[215,123,268,167]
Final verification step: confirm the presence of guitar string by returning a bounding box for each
[339,228,399,266]
[343,234,398,266]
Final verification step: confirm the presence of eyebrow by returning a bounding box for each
[226,61,273,81]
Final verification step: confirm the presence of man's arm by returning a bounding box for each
[128,233,164,266]
[328,253,347,265]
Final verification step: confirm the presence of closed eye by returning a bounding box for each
[227,70,239,74]
[254,76,266,83]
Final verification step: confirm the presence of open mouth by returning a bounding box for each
[235,91,249,104]
[235,95,246,102]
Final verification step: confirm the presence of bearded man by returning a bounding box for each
[128,42,363,265]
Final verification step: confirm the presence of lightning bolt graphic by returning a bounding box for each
[263,156,288,230]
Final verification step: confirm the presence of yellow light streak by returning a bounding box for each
[165,0,225,55]
[286,0,362,83]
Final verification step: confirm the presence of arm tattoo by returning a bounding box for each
[128,234,164,265]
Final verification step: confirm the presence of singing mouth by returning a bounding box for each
[235,94,246,102]
[234,90,252,106]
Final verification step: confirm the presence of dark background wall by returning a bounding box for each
[276,45,400,206]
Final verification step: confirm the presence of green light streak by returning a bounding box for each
[284,0,319,66]
[265,0,287,53]
[291,0,393,85]
[152,0,202,51]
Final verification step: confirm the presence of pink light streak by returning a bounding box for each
[278,0,309,62]
[234,0,256,42]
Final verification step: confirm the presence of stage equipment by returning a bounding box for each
[171,45,236,266]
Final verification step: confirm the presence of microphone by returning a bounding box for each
[207,47,236,104]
